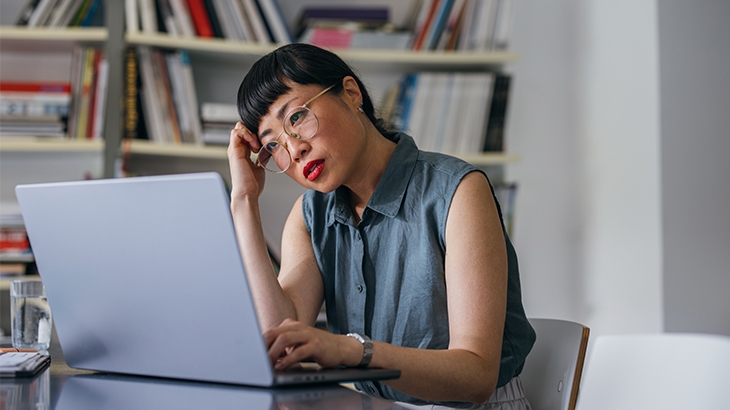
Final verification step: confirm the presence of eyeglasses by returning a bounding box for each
[253,84,336,173]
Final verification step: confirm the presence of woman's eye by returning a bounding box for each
[289,110,306,126]
[264,141,280,151]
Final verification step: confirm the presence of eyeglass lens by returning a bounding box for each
[258,107,320,173]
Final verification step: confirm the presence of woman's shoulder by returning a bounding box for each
[415,150,484,181]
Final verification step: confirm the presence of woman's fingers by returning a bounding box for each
[230,121,260,153]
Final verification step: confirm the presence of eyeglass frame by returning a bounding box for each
[253,83,338,173]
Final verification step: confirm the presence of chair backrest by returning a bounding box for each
[520,318,590,410]
[575,333,730,410]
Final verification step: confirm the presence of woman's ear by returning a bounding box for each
[341,76,363,110]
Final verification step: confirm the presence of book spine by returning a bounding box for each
[91,58,109,140]
[241,0,269,44]
[412,0,440,50]
[424,0,455,50]
[80,0,102,26]
[74,48,97,139]
[201,0,225,38]
[124,47,140,140]
[256,0,291,44]
[139,0,159,33]
[85,49,104,139]
[170,0,197,37]
[59,0,86,27]
[482,73,511,152]
[184,0,214,37]
[15,0,43,26]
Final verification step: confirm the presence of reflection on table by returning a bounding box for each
[0,331,406,410]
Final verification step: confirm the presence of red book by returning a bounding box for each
[0,82,71,93]
[413,0,442,50]
[185,0,214,37]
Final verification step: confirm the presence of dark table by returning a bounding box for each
[1,331,406,410]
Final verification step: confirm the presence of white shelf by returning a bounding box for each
[125,33,519,70]
[0,26,108,52]
[0,275,41,291]
[0,138,104,152]
[129,140,517,165]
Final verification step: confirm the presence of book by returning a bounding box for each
[170,0,196,37]
[166,51,202,144]
[241,0,271,44]
[85,49,104,139]
[482,73,511,152]
[200,102,238,122]
[15,0,43,26]
[139,0,159,33]
[73,48,97,139]
[256,0,292,44]
[159,0,181,36]
[228,0,255,42]
[58,0,86,27]
[90,58,109,140]
[435,0,467,50]
[422,0,455,50]
[492,0,516,50]
[125,0,140,33]
[152,49,182,143]
[124,47,141,140]
[186,0,214,37]
[202,0,225,38]
[123,47,149,141]
[294,6,389,38]
[0,115,65,138]
[212,0,238,40]
[26,0,57,28]
[0,352,51,378]
[0,91,71,118]
[0,83,71,93]
[137,46,166,142]
[411,0,439,50]
[79,0,102,26]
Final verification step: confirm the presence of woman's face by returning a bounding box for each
[256,78,366,192]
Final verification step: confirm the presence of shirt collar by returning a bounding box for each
[328,132,418,226]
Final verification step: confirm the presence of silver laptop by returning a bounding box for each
[15,172,399,386]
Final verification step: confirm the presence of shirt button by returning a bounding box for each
[356,285,363,292]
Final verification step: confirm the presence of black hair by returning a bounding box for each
[237,43,389,137]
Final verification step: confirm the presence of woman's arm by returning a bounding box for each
[265,171,508,403]
[228,123,323,331]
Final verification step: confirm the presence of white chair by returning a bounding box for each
[575,333,730,410]
[520,318,590,410]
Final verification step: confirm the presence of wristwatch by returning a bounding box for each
[346,333,373,368]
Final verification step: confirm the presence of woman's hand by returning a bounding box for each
[264,318,361,370]
[228,121,266,201]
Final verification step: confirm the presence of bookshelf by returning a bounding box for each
[1,0,519,171]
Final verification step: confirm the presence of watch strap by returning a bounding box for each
[346,333,373,368]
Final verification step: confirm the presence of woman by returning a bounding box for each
[228,43,535,409]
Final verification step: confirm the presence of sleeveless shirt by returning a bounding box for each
[301,133,535,406]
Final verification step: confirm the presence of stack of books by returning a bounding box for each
[295,6,412,51]
[68,46,109,140]
[0,82,71,139]
[383,71,511,154]
[409,0,516,51]
[200,102,238,145]
[15,0,104,28]
[125,47,202,145]
[127,0,292,44]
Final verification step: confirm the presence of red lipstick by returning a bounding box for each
[304,160,325,181]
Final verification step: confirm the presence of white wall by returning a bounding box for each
[507,0,663,336]
[658,1,730,335]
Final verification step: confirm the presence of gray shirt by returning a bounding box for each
[302,133,535,406]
